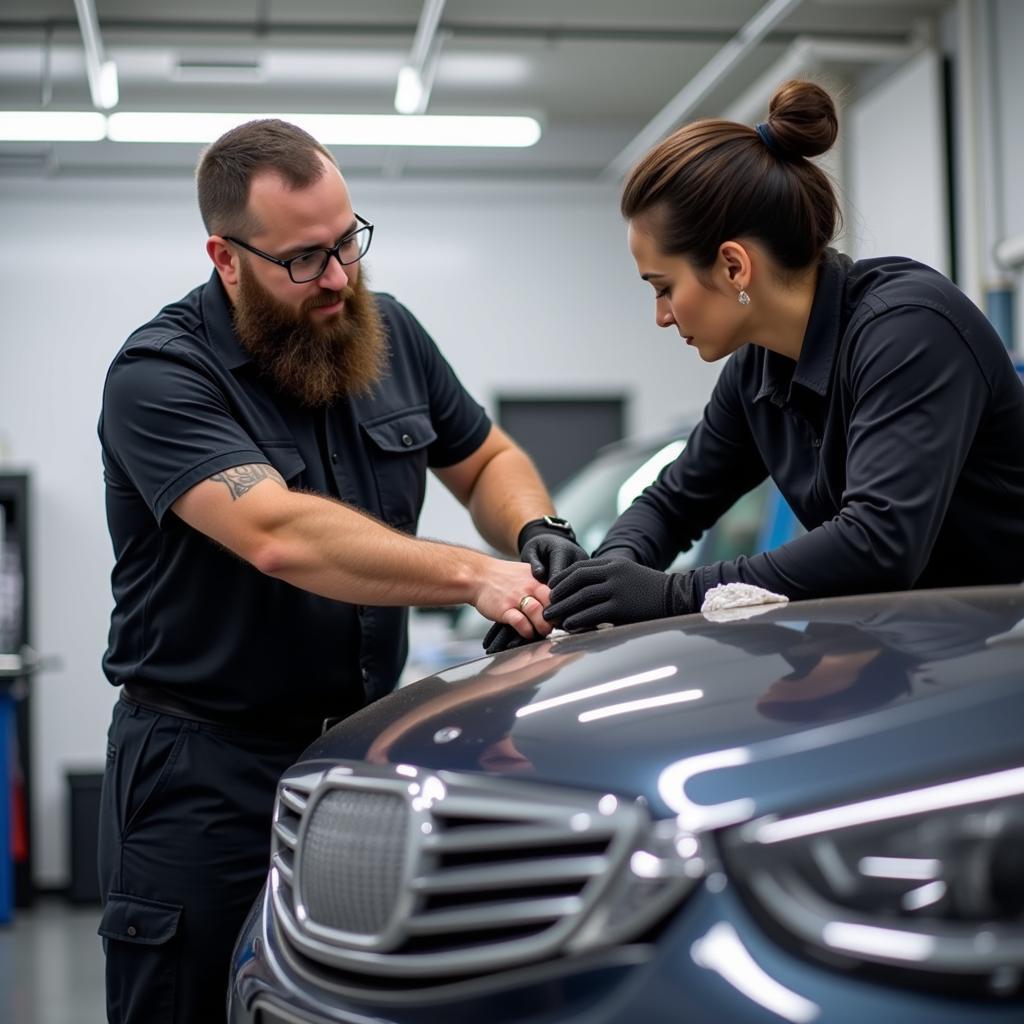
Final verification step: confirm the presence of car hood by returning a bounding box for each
[304,586,1024,822]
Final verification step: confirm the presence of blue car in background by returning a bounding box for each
[229,584,1024,1023]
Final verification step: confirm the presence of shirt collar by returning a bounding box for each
[754,248,851,407]
[201,270,252,370]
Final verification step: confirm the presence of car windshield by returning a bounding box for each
[555,439,686,554]
[550,432,791,572]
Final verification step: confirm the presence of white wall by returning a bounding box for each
[992,0,1024,351]
[844,49,951,274]
[0,175,719,886]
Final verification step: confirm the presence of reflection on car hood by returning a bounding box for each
[304,586,1024,821]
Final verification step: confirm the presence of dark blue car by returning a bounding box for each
[229,584,1024,1023]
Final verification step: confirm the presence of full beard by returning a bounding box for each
[232,262,388,406]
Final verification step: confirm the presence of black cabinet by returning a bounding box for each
[0,472,34,907]
[67,771,103,904]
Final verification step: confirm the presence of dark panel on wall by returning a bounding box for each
[497,396,626,492]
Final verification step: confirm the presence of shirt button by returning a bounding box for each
[401,433,413,447]
[127,925,137,937]
[361,667,369,681]
[331,452,339,463]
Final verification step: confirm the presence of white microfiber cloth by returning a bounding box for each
[700,582,789,622]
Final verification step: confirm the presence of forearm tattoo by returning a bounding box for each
[210,464,287,500]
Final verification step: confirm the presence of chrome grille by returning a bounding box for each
[300,789,409,935]
[270,762,680,979]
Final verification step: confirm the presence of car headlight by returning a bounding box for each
[724,765,1024,995]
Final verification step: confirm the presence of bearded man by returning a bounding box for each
[96,119,584,1023]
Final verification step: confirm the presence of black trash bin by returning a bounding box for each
[67,770,104,904]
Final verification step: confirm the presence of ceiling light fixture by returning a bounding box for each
[0,111,107,142]
[0,111,541,147]
[105,111,541,147]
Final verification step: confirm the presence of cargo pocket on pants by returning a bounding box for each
[99,892,183,1022]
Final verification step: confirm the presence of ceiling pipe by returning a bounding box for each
[602,0,804,181]
[395,0,447,115]
[72,0,119,109]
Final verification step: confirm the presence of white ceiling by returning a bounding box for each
[0,0,951,178]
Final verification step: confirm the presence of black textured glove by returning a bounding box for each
[520,533,589,583]
[482,622,537,655]
[516,519,589,583]
[544,557,697,632]
[481,519,589,655]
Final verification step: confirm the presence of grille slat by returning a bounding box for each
[424,823,612,854]
[279,786,310,815]
[413,854,608,895]
[274,819,298,849]
[434,793,585,826]
[272,850,294,885]
[405,895,581,935]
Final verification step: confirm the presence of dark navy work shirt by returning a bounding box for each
[596,251,1024,606]
[99,273,490,723]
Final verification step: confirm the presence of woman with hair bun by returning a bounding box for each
[538,78,1024,636]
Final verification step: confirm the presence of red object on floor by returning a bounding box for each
[9,732,27,863]
[11,774,27,863]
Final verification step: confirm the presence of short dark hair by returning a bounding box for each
[195,118,338,236]
[621,79,841,274]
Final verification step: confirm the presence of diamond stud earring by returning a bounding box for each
[738,290,751,306]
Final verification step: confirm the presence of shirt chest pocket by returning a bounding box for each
[258,442,307,487]
[360,409,437,531]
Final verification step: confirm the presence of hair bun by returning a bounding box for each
[766,79,838,160]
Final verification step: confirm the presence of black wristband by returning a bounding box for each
[516,515,577,551]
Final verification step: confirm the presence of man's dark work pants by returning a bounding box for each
[98,696,313,1023]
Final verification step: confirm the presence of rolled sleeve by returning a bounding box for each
[101,342,267,524]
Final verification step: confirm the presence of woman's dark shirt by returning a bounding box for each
[596,251,1024,604]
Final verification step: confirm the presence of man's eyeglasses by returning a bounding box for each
[225,214,374,284]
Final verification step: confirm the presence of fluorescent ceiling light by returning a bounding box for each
[0,110,542,147]
[395,66,424,114]
[0,111,107,141]
[105,111,541,146]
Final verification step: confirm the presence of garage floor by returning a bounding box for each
[0,899,106,1024]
